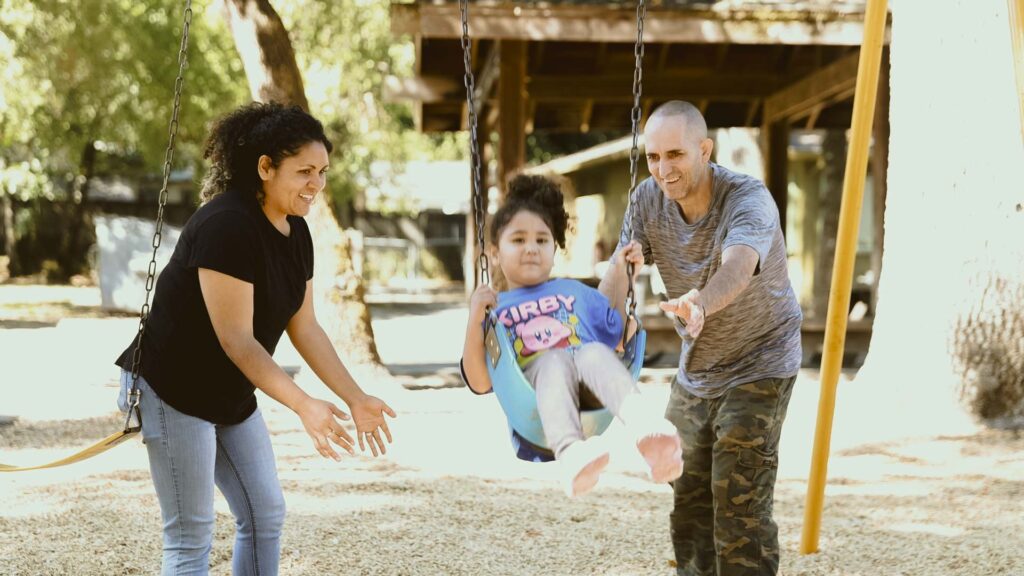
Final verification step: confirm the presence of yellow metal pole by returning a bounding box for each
[799,0,889,555]
[1010,0,1024,141]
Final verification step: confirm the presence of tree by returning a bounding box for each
[0,0,248,278]
[853,0,1024,433]
[221,0,384,369]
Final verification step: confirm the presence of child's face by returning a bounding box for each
[491,209,556,290]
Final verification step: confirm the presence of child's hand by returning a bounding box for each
[614,240,645,280]
[469,284,498,322]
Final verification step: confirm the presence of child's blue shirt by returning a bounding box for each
[494,278,624,368]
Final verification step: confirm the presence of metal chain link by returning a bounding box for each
[125,0,192,432]
[624,0,647,320]
[460,0,489,288]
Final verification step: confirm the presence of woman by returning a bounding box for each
[116,102,395,575]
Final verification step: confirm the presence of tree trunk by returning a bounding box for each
[61,140,97,280]
[223,0,383,369]
[854,0,1024,434]
[0,189,18,278]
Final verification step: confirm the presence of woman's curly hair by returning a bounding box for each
[488,174,570,248]
[200,102,334,202]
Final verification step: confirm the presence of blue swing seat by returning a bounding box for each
[484,313,647,462]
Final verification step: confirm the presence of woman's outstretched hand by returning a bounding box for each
[350,395,397,457]
[297,397,355,461]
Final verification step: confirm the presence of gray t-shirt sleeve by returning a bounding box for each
[721,183,779,275]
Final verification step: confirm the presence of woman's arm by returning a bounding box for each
[199,268,357,460]
[462,284,497,394]
[286,281,396,456]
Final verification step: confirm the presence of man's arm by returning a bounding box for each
[660,244,759,337]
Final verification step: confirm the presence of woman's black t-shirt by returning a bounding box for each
[116,188,314,425]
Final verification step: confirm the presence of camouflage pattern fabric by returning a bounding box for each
[664,376,796,576]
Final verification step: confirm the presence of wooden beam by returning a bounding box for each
[395,71,781,105]
[744,100,761,127]
[525,99,536,135]
[529,72,781,102]
[763,51,860,124]
[533,42,546,72]
[580,99,594,133]
[383,75,461,104]
[715,44,730,69]
[391,4,881,46]
[658,43,671,71]
[473,42,501,111]
[499,40,527,191]
[804,104,823,130]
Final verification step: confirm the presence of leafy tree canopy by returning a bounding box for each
[0,0,249,200]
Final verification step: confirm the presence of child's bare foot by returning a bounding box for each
[636,428,683,483]
[619,393,684,483]
[559,438,610,497]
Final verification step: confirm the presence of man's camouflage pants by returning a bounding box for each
[664,376,796,576]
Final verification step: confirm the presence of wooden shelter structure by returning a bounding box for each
[389,0,891,235]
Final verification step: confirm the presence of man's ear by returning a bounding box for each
[257,155,274,181]
[700,138,714,163]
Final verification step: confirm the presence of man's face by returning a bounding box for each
[643,115,712,204]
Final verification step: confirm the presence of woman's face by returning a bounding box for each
[258,141,330,222]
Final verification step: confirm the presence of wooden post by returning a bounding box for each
[765,120,790,236]
[498,40,527,192]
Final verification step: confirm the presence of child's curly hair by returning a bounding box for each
[200,102,333,203]
[489,174,570,248]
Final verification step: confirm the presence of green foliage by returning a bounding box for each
[274,0,465,211]
[0,0,248,199]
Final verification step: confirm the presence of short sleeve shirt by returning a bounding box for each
[116,189,314,424]
[493,278,623,369]
[617,163,802,398]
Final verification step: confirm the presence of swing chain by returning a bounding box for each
[125,0,193,432]
[624,0,647,321]
[460,0,489,288]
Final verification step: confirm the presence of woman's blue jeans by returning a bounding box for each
[119,371,285,576]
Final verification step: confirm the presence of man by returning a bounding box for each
[600,101,802,575]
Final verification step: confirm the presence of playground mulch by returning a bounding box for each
[2,403,1022,575]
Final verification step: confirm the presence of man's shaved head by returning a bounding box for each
[647,100,708,142]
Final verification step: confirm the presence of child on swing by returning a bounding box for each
[461,174,683,496]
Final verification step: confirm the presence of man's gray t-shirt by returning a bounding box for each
[617,163,802,398]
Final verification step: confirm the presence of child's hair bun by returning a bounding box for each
[507,174,564,212]
[490,174,570,248]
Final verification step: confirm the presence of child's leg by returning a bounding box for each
[574,342,683,483]
[523,349,585,459]
[572,342,639,417]
[524,349,609,496]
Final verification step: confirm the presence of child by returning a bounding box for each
[461,174,683,496]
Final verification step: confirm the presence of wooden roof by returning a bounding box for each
[389,0,889,132]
